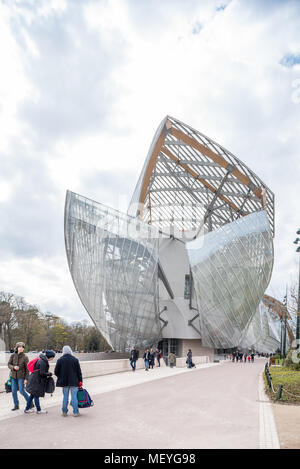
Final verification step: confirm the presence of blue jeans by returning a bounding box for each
[130,359,136,370]
[11,378,29,407]
[62,387,79,415]
[144,359,149,369]
[25,394,41,412]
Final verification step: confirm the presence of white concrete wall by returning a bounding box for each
[0,351,127,365]
[0,357,166,393]
[178,339,215,362]
[0,354,211,393]
[159,238,201,339]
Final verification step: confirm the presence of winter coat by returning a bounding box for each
[7,352,29,380]
[143,352,150,361]
[130,349,138,362]
[169,353,176,364]
[54,354,82,387]
[26,354,51,397]
[149,352,155,364]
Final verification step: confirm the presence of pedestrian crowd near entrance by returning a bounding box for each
[129,346,196,371]
[6,341,195,416]
[129,346,162,371]
[6,342,93,416]
[230,352,256,363]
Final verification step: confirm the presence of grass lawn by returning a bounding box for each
[264,366,300,404]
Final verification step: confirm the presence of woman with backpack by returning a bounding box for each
[187,349,193,368]
[24,350,55,414]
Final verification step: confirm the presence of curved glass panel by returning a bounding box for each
[65,191,161,351]
[241,296,292,353]
[187,211,274,349]
[240,301,281,352]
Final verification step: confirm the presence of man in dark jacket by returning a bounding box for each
[149,348,155,369]
[8,342,30,411]
[25,350,55,414]
[129,346,138,371]
[187,349,192,368]
[155,348,161,367]
[54,345,82,417]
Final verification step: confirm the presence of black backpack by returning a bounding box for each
[45,377,55,395]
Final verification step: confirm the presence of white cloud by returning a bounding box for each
[0,180,13,203]
[0,255,90,323]
[0,0,299,324]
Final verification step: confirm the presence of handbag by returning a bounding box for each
[45,376,55,395]
[5,373,12,393]
[77,386,94,408]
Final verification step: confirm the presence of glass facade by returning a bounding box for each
[187,211,274,349]
[64,116,282,354]
[65,191,161,352]
[240,295,291,353]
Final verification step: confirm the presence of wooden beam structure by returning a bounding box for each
[160,145,244,216]
[138,129,166,215]
[169,126,263,200]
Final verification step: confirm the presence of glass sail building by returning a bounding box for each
[65,116,282,356]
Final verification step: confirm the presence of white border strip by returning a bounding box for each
[258,372,280,449]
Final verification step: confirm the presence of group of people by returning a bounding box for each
[129,346,162,371]
[230,352,255,363]
[130,346,195,371]
[7,341,83,417]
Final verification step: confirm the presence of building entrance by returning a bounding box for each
[158,339,179,358]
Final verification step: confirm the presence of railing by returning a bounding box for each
[264,363,300,401]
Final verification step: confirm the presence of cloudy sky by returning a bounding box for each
[0,0,299,324]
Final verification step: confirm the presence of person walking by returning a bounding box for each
[54,345,83,417]
[247,355,251,363]
[169,352,176,368]
[186,349,192,368]
[143,348,150,371]
[156,348,161,367]
[25,350,55,414]
[7,342,31,411]
[129,346,138,371]
[251,353,255,363]
[149,348,155,369]
[244,353,247,363]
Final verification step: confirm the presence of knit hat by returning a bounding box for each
[62,345,73,355]
[45,350,55,359]
[15,342,25,351]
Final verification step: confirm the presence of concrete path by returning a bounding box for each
[0,359,277,449]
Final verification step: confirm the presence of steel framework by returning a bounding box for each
[65,116,278,352]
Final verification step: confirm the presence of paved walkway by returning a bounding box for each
[272,403,300,449]
[0,359,278,449]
